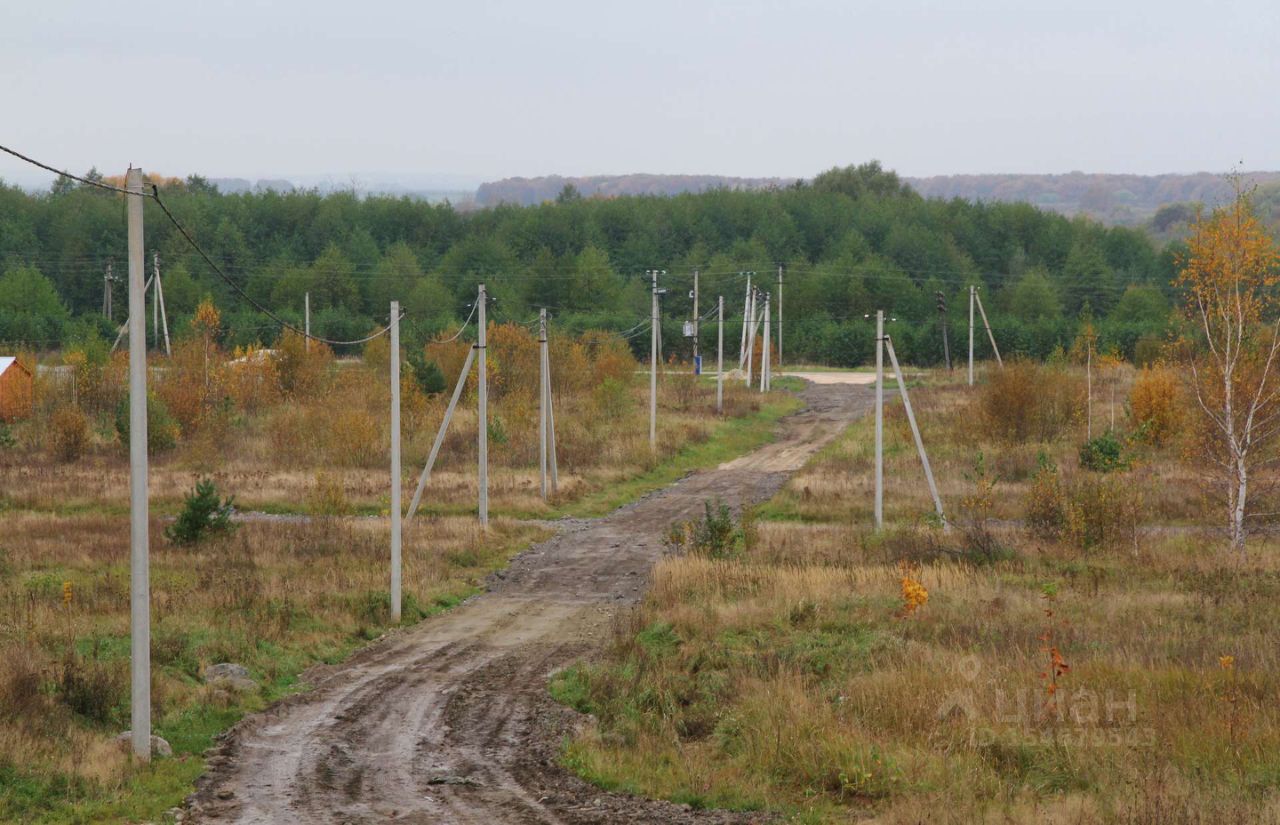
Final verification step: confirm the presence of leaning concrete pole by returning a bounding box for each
[126,167,151,761]
[874,310,884,531]
[305,292,311,353]
[389,301,402,622]
[886,335,946,529]
[477,284,489,528]
[974,289,1002,368]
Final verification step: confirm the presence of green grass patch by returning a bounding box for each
[557,393,803,519]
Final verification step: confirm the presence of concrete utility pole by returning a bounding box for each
[716,295,724,414]
[745,288,758,386]
[968,285,975,386]
[389,301,402,622]
[937,291,951,371]
[738,274,752,369]
[539,308,549,500]
[650,270,659,451]
[885,335,946,529]
[1087,343,1093,440]
[692,268,700,374]
[974,289,1002,368]
[777,264,783,368]
[760,293,771,393]
[126,168,151,761]
[874,310,884,530]
[477,284,489,528]
[304,292,311,353]
[103,262,115,322]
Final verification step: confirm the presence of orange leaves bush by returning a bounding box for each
[1129,365,1183,446]
[977,358,1083,443]
[49,405,90,462]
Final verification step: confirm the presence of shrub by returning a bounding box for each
[115,393,180,454]
[308,471,349,516]
[1129,365,1182,446]
[1079,431,1128,472]
[58,654,125,723]
[690,500,737,558]
[0,421,16,449]
[1133,335,1166,367]
[49,405,90,462]
[274,328,334,398]
[408,353,446,395]
[978,358,1083,442]
[592,377,631,420]
[329,407,380,467]
[1065,474,1142,552]
[1025,455,1067,540]
[0,644,44,720]
[165,478,236,545]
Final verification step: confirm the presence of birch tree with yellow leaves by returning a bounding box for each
[1179,180,1280,551]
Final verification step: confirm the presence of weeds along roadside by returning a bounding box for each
[0,313,798,823]
[553,362,1280,823]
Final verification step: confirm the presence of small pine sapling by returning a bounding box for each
[166,478,236,545]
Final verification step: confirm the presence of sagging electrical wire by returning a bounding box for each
[150,185,401,346]
[0,143,143,196]
[426,300,480,344]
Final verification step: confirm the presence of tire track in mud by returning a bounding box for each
[188,381,872,824]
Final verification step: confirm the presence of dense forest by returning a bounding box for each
[0,162,1184,365]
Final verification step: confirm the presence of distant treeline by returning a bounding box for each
[0,162,1185,365]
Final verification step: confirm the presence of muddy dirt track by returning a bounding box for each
[188,380,873,825]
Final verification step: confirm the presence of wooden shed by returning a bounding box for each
[0,356,33,422]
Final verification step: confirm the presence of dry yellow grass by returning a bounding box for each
[555,366,1280,823]
[0,326,787,821]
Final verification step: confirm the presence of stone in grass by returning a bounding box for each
[204,663,258,693]
[115,732,173,758]
[204,663,250,682]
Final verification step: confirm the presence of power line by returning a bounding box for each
[150,185,399,347]
[0,143,143,196]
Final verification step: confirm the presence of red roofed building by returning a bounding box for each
[0,356,33,422]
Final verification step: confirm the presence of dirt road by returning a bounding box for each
[188,380,873,825]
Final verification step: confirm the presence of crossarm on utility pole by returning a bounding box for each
[884,336,947,529]
[405,345,477,523]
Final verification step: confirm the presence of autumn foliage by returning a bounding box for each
[1178,181,1280,550]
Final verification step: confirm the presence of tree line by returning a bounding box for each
[0,162,1183,364]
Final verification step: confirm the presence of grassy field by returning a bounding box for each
[0,321,795,823]
[554,359,1280,823]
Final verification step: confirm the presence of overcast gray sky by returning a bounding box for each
[3,0,1277,187]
